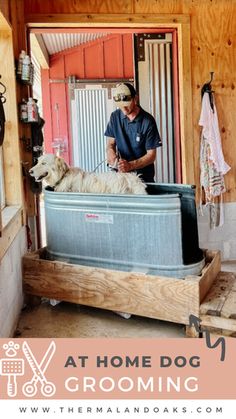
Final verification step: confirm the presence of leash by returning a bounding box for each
[93,158,107,172]
[50,167,70,190]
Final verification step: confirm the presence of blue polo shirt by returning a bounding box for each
[105,107,162,182]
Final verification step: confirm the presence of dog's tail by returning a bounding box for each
[126,173,147,194]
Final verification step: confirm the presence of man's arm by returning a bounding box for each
[118,149,156,173]
[106,137,117,165]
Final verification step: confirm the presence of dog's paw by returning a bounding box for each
[49,299,61,306]
[114,311,132,319]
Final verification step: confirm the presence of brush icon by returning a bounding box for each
[0,341,24,397]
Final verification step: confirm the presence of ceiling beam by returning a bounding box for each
[30,33,49,69]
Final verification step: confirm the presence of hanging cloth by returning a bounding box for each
[199,92,231,228]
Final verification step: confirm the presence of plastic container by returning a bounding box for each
[17,50,26,77]
[21,55,31,82]
[33,98,39,122]
[27,97,38,122]
[19,99,28,122]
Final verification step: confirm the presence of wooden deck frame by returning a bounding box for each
[200,271,236,337]
[23,249,220,337]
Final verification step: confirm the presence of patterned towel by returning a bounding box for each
[199,92,230,228]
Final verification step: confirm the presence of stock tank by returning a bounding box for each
[44,183,204,278]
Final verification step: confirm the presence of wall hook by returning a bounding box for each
[209,71,214,83]
[0,75,6,96]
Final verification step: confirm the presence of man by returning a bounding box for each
[105,83,162,183]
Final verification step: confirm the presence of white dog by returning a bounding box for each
[29,154,147,194]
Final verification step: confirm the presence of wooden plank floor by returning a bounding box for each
[200,271,236,336]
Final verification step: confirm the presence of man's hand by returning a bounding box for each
[118,159,133,173]
[108,158,118,171]
[118,150,156,173]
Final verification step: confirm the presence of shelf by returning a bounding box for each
[16,76,33,86]
[20,120,39,124]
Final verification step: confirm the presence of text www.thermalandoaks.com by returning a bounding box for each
[18,405,223,415]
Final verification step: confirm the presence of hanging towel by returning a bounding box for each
[199,92,230,228]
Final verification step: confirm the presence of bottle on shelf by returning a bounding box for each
[19,99,28,122]
[33,98,39,122]
[21,54,31,83]
[17,50,26,78]
[27,97,38,123]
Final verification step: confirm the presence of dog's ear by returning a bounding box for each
[55,156,68,173]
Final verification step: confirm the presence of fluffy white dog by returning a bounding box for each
[29,154,147,194]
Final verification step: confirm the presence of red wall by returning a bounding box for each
[41,34,134,163]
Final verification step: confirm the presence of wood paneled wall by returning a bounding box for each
[24,0,236,203]
[0,0,36,216]
[24,0,133,14]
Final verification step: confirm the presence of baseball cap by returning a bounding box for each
[113,83,136,107]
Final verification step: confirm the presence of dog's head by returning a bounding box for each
[29,154,69,187]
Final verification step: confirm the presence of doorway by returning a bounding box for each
[28,19,193,249]
[30,28,181,182]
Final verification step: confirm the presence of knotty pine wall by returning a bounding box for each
[24,0,236,203]
[0,0,36,216]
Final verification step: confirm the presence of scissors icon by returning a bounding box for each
[22,341,56,397]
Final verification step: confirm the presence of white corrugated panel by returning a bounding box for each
[42,33,109,55]
[31,53,43,116]
[138,35,175,183]
[148,41,174,183]
[71,87,108,173]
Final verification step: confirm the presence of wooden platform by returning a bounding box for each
[200,271,236,337]
[22,248,220,337]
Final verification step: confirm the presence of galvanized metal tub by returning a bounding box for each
[44,184,204,278]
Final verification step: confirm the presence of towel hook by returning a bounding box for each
[201,72,215,111]
[209,71,214,84]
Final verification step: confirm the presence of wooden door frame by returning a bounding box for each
[25,14,194,184]
[0,11,23,253]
